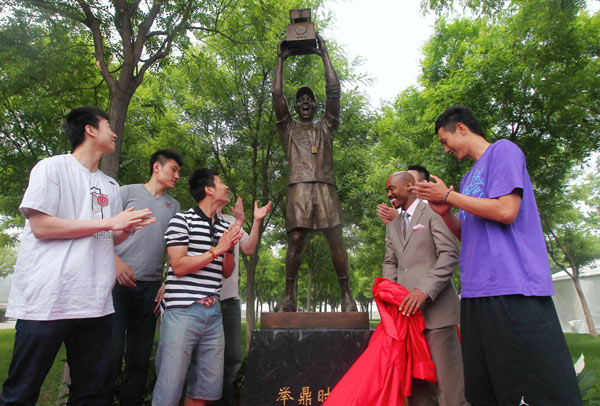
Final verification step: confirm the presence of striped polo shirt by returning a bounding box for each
[163,207,231,309]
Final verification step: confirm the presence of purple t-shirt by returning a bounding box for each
[459,139,554,298]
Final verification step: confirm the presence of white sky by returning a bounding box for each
[322,0,436,107]
[322,0,600,108]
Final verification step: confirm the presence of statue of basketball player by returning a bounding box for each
[272,33,357,312]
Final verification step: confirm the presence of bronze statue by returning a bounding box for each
[272,32,357,312]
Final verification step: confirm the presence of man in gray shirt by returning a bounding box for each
[106,149,183,406]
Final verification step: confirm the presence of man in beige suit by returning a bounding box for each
[381,171,468,406]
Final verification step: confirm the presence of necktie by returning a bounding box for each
[403,211,410,238]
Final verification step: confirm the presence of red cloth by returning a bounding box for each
[323,277,437,406]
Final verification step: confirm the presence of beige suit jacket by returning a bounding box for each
[382,200,460,330]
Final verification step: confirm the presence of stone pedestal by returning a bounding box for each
[241,312,372,406]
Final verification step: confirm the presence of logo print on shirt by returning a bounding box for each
[93,191,109,208]
[91,187,112,240]
[165,201,176,213]
[458,167,485,221]
[519,396,529,406]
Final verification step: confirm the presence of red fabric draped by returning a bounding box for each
[323,277,437,406]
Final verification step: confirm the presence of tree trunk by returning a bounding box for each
[306,269,312,312]
[100,91,133,179]
[572,276,598,338]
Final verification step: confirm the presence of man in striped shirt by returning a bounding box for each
[152,169,243,406]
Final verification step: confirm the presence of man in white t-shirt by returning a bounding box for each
[0,106,154,406]
[215,197,271,406]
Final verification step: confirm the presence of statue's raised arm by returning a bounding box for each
[272,40,292,121]
[315,33,341,123]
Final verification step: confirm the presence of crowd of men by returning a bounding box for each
[0,103,582,406]
[0,106,272,406]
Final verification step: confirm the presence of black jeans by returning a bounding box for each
[213,298,242,406]
[107,281,161,406]
[0,315,113,406]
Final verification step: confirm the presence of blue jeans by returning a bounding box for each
[152,302,224,405]
[0,315,113,406]
[213,298,242,406]
[107,281,161,406]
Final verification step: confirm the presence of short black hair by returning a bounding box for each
[434,106,485,139]
[189,168,218,203]
[149,149,183,178]
[407,165,430,182]
[63,106,110,152]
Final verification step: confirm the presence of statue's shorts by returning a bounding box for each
[285,182,343,232]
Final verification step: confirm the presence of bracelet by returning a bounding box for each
[209,248,218,259]
[124,229,135,235]
[444,190,452,204]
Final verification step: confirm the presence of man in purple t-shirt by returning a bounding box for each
[414,106,581,406]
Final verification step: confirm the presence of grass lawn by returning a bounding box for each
[0,329,67,406]
[0,324,596,404]
[565,333,600,400]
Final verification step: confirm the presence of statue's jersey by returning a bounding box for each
[277,111,340,186]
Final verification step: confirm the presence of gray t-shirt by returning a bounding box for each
[115,184,180,281]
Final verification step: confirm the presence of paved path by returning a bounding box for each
[0,320,16,330]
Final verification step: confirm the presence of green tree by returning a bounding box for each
[0,245,17,278]
[252,246,285,313]
[362,0,599,302]
[417,0,600,211]
[0,15,108,219]
[3,0,238,178]
[543,163,600,338]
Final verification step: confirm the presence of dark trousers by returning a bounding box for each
[213,298,242,406]
[0,315,113,406]
[107,281,161,406]
[461,295,582,406]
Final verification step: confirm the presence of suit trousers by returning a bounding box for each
[409,325,468,406]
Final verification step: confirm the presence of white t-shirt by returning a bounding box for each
[219,213,248,301]
[8,154,121,320]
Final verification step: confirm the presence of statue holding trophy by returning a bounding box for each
[272,9,357,312]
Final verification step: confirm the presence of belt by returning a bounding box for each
[196,297,219,307]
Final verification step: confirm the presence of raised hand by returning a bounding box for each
[216,223,244,254]
[376,203,399,225]
[253,200,272,222]
[109,207,155,233]
[314,32,327,57]
[277,39,293,60]
[232,197,245,228]
[414,177,453,217]
[413,175,450,203]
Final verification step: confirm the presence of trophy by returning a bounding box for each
[285,8,317,54]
